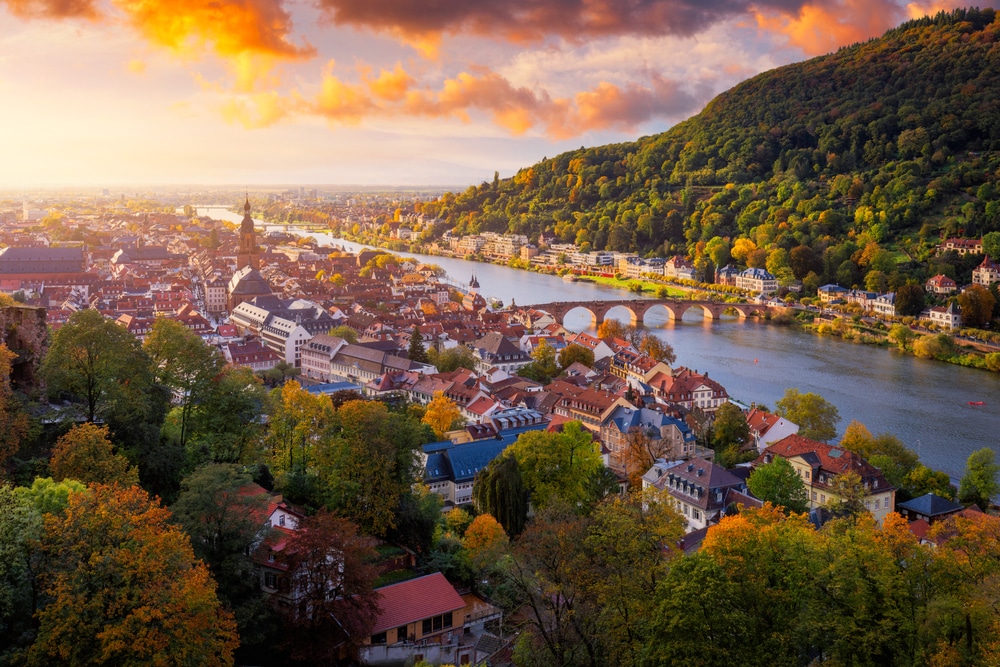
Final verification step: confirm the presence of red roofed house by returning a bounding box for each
[756,434,896,524]
[361,573,501,666]
[925,274,957,295]
[745,407,800,453]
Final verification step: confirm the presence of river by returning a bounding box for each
[198,207,1000,480]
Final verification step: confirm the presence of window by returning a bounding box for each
[264,572,277,588]
[820,494,826,504]
[692,509,700,521]
[396,626,408,643]
[371,632,387,645]
[812,491,817,501]
[278,514,285,527]
[422,613,454,635]
[875,499,880,509]
[422,619,432,635]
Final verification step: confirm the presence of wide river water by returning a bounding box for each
[200,207,1000,480]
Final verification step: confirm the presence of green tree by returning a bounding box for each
[982,231,1000,259]
[827,470,868,519]
[315,399,429,536]
[775,388,840,442]
[904,464,955,499]
[187,365,268,465]
[29,484,238,665]
[0,343,31,476]
[408,325,430,363]
[888,323,917,349]
[958,447,1000,509]
[518,339,560,383]
[50,423,139,486]
[171,464,276,653]
[747,457,809,514]
[41,308,157,425]
[558,343,595,370]
[0,485,43,658]
[427,345,479,372]
[144,318,225,449]
[711,402,750,450]
[328,324,358,344]
[509,420,602,509]
[474,453,528,537]
[912,333,956,360]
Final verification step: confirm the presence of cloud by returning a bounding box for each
[749,0,971,56]
[292,62,704,139]
[111,0,313,60]
[2,0,97,19]
[314,0,819,47]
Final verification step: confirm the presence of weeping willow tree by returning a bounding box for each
[473,454,528,537]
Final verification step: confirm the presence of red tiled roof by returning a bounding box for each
[371,573,466,634]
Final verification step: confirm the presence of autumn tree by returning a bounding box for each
[275,511,380,665]
[775,388,840,442]
[838,420,919,490]
[958,284,996,328]
[29,484,238,665]
[50,422,139,486]
[265,380,334,494]
[144,317,225,449]
[462,513,508,570]
[558,343,595,370]
[958,448,1000,509]
[827,470,868,519]
[888,322,917,349]
[747,457,809,514]
[912,332,957,359]
[518,339,560,383]
[638,334,676,365]
[422,391,463,439]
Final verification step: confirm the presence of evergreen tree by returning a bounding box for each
[408,326,429,364]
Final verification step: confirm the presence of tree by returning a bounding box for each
[29,484,238,665]
[315,399,429,536]
[558,343,595,370]
[518,339,560,383]
[775,388,840,442]
[144,318,225,449]
[462,513,508,570]
[912,332,956,359]
[509,421,602,509]
[473,453,528,537]
[171,464,275,649]
[275,511,380,664]
[958,284,996,328]
[597,318,637,342]
[408,325,430,363]
[904,464,955,499]
[428,345,478,372]
[638,334,676,364]
[827,470,868,518]
[0,484,42,658]
[895,283,926,317]
[0,343,30,476]
[422,391,463,439]
[187,365,268,465]
[265,380,334,486]
[888,323,917,349]
[50,423,139,486]
[983,231,1000,259]
[747,457,809,514]
[838,421,918,490]
[711,402,750,450]
[958,448,1000,509]
[328,324,358,344]
[41,308,157,425]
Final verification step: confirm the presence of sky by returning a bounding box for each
[0,0,985,188]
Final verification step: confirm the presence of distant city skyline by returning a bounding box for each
[0,0,988,188]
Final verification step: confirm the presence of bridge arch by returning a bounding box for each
[596,303,639,327]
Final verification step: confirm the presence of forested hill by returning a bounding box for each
[417,8,1000,283]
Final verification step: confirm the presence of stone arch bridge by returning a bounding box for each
[529,299,775,327]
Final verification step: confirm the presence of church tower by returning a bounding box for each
[236,195,259,270]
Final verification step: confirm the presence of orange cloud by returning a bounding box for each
[2,0,97,19]
[220,90,292,128]
[295,63,704,140]
[751,0,906,56]
[111,0,313,60]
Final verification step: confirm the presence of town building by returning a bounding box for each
[642,457,758,532]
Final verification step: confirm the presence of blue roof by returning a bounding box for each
[896,493,962,517]
[421,422,547,484]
